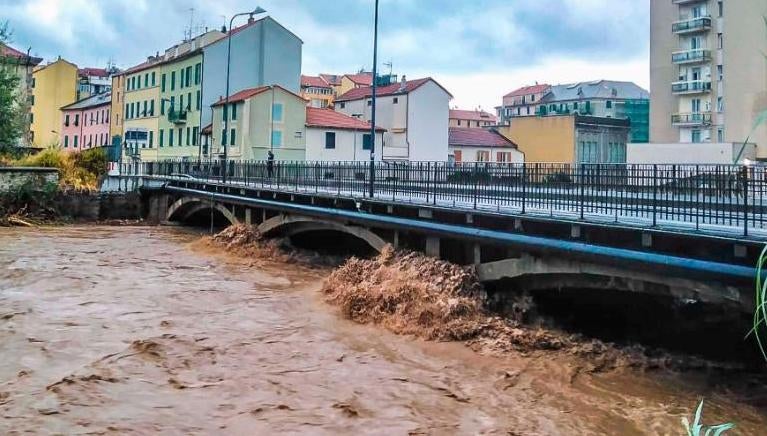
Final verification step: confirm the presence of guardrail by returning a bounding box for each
[122,160,767,237]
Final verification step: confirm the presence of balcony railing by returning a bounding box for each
[672,48,711,64]
[671,112,712,126]
[168,109,187,124]
[672,80,712,94]
[672,0,706,4]
[672,16,712,34]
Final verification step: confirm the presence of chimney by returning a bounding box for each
[248,15,255,24]
[398,75,407,92]
[221,25,227,33]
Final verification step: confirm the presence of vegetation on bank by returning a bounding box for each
[12,147,109,191]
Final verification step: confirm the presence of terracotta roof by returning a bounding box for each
[301,75,331,88]
[503,84,551,98]
[449,128,517,148]
[61,92,111,111]
[345,72,373,86]
[319,74,342,86]
[449,109,497,123]
[335,77,453,102]
[0,43,42,65]
[78,67,109,77]
[306,107,384,132]
[211,85,306,107]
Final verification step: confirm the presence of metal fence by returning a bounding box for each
[122,160,767,236]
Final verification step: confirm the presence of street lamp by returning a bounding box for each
[222,6,267,184]
[368,0,379,198]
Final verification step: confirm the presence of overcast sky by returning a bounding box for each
[0,0,650,111]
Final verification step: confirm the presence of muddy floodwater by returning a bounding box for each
[1,226,766,434]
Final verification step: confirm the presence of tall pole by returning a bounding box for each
[368,0,379,198]
[222,15,235,184]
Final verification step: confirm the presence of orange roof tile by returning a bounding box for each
[306,108,385,132]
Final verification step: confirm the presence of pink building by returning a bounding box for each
[60,92,111,151]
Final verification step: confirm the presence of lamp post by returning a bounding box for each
[222,7,267,184]
[368,0,379,198]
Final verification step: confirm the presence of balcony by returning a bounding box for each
[672,48,711,64]
[672,80,712,95]
[672,0,706,4]
[671,112,712,126]
[168,109,187,124]
[672,16,712,34]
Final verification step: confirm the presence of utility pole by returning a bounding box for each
[368,0,379,198]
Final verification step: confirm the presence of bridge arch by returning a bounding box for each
[166,196,239,226]
[257,214,388,253]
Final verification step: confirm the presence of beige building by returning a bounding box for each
[449,109,497,128]
[650,0,767,157]
[30,58,79,147]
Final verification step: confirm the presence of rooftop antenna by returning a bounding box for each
[383,60,393,77]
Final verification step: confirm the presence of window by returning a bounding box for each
[325,132,336,149]
[362,134,372,150]
[230,128,235,146]
[221,129,227,146]
[142,100,147,117]
[192,127,198,145]
[196,90,201,110]
[718,33,723,49]
[187,92,191,111]
[272,130,283,147]
[180,95,184,112]
[125,104,129,119]
[149,131,153,148]
[272,103,283,122]
[340,102,346,109]
[231,103,237,120]
[65,115,70,126]
[717,96,724,112]
[457,120,462,126]
[718,128,725,142]
[159,129,164,147]
[367,100,372,107]
[717,65,723,82]
[161,74,166,92]
[185,66,192,87]
[151,72,156,87]
[691,129,702,143]
[497,151,513,163]
[194,63,201,85]
[75,114,80,126]
[63,136,69,148]
[606,100,612,109]
[186,127,191,146]
[144,73,148,88]
[74,136,78,148]
[718,1,723,17]
[691,99,701,113]
[453,150,462,163]
[29,95,34,105]
[526,107,531,115]
[531,94,536,102]
[169,128,174,147]
[178,127,183,146]
[476,150,490,162]
[161,99,166,115]
[171,71,176,91]
[150,99,155,116]
[393,97,398,104]
[180,69,185,89]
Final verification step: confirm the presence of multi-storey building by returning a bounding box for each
[30,58,79,147]
[300,75,334,108]
[449,109,497,128]
[0,42,42,146]
[157,50,206,160]
[335,76,452,161]
[650,0,767,157]
[109,74,125,145]
[499,80,649,143]
[120,58,163,161]
[59,92,111,151]
[77,67,113,100]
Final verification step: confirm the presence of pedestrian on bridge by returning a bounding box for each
[267,150,275,178]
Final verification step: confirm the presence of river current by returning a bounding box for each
[1,226,765,434]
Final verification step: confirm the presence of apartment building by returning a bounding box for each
[29,58,78,147]
[120,59,162,160]
[335,76,452,161]
[650,0,767,156]
[449,109,497,128]
[449,128,523,164]
[77,67,113,100]
[59,92,111,151]
[0,42,42,146]
[300,75,334,108]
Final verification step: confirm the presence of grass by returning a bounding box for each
[681,400,735,436]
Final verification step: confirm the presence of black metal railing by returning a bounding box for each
[672,16,712,33]
[122,160,767,237]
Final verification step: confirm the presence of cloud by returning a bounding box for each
[0,0,649,110]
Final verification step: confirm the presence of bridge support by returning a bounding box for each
[425,236,440,258]
[245,208,252,226]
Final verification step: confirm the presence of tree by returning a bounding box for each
[0,21,25,156]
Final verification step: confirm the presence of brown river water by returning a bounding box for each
[1,226,766,435]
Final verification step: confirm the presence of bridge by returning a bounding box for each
[119,160,767,314]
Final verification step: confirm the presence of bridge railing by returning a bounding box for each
[121,160,767,236]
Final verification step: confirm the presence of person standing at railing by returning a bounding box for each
[267,150,275,178]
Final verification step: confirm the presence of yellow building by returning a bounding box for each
[30,58,78,147]
[121,58,162,161]
[300,75,334,108]
[337,72,372,97]
[497,115,630,164]
[109,74,125,144]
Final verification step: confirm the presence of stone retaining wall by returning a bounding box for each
[0,167,59,192]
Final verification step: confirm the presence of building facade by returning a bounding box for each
[77,67,112,100]
[335,77,452,161]
[449,127,523,164]
[59,92,111,151]
[157,51,205,160]
[449,109,497,128]
[498,84,551,121]
[109,74,125,145]
[210,85,308,161]
[305,107,385,161]
[650,0,767,157]
[337,72,373,97]
[0,43,42,146]
[30,58,79,147]
[201,16,303,132]
[300,75,334,108]
[497,115,629,164]
[121,59,162,161]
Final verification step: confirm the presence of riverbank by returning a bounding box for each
[1,225,766,434]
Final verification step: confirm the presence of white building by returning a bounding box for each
[305,107,385,161]
[448,127,524,164]
[334,76,452,161]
